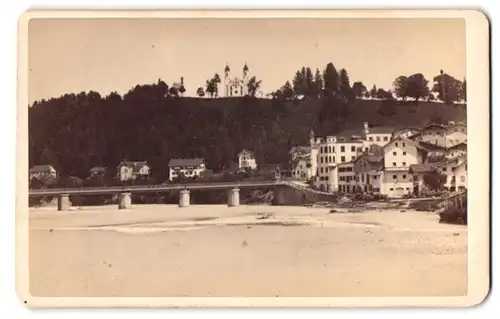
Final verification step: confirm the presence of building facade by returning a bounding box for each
[435,155,467,192]
[237,149,257,170]
[168,158,206,181]
[117,161,151,181]
[223,64,250,97]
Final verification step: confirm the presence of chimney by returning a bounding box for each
[364,122,369,134]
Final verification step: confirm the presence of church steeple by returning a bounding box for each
[224,64,230,74]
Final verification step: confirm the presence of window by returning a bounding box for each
[332,146,335,152]
[393,175,397,180]
[395,142,398,147]
[346,167,353,172]
[460,176,465,182]
[351,156,355,161]
[402,142,406,147]
[351,146,355,152]
[383,136,388,141]
[373,176,377,180]
[341,146,345,152]
[402,174,407,179]
[393,162,397,166]
[369,137,373,141]
[442,167,447,172]
[413,175,418,181]
[357,147,362,152]
[341,156,346,163]
[340,176,345,181]
[328,146,332,152]
[373,187,380,192]
[333,157,336,162]
[376,136,381,142]
[365,147,368,151]
[325,176,329,181]
[319,147,323,153]
[406,188,410,191]
[393,151,397,156]
[390,188,394,191]
[402,162,406,166]
[320,167,324,173]
[361,174,365,182]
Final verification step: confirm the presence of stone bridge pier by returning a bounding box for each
[119,192,132,209]
[57,194,70,211]
[228,187,240,207]
[179,189,191,208]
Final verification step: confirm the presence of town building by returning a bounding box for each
[337,161,356,193]
[414,123,447,147]
[445,142,467,159]
[29,165,57,180]
[237,149,257,170]
[434,155,467,192]
[408,163,437,196]
[291,157,312,181]
[353,153,384,193]
[392,126,421,140]
[117,161,151,181]
[289,145,311,161]
[379,137,428,197]
[168,158,206,181]
[364,122,394,147]
[445,122,467,147]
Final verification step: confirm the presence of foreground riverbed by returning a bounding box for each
[28,204,467,297]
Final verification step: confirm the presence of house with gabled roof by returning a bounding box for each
[353,153,384,193]
[168,158,206,181]
[445,142,467,159]
[29,164,57,180]
[434,155,467,192]
[237,149,257,171]
[117,160,151,181]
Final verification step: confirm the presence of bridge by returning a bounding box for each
[28,180,302,211]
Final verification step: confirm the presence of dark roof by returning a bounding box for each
[367,126,394,134]
[168,158,205,167]
[447,142,467,150]
[435,154,467,167]
[409,163,437,174]
[89,166,106,173]
[118,161,149,173]
[289,146,311,154]
[238,149,255,156]
[30,165,55,173]
[422,123,446,130]
[417,141,446,151]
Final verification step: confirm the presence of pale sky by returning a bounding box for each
[28,18,465,104]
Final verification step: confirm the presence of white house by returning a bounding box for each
[434,155,467,192]
[168,158,206,181]
[117,161,151,181]
[29,165,57,180]
[291,157,312,181]
[414,123,447,147]
[380,137,428,197]
[237,149,257,170]
[452,160,468,192]
[364,122,394,147]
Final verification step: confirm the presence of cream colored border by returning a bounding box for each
[16,9,490,308]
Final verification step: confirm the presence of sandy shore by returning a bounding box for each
[28,204,467,297]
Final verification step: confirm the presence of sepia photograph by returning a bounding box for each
[16,10,490,307]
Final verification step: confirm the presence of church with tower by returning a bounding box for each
[223,63,250,97]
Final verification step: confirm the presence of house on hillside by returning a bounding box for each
[364,122,394,147]
[434,155,467,192]
[29,165,57,180]
[89,166,107,178]
[445,122,467,147]
[237,149,257,171]
[392,126,421,140]
[414,123,447,147]
[289,145,311,161]
[117,161,151,181]
[445,142,467,159]
[379,137,429,198]
[168,158,206,181]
